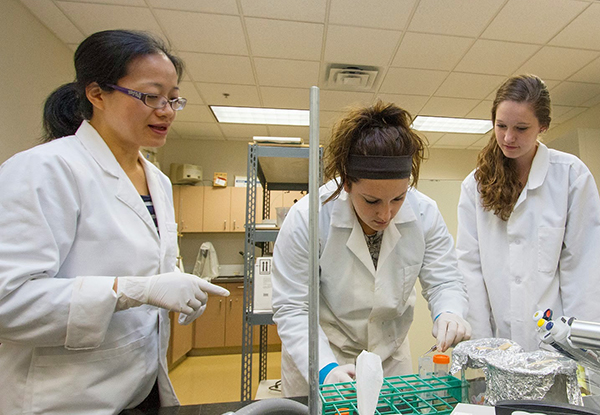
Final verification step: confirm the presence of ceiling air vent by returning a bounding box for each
[326,64,379,91]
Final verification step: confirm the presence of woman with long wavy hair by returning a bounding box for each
[456,74,600,351]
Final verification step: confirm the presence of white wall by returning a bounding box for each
[0,0,73,163]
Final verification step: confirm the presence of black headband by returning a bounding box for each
[346,155,412,179]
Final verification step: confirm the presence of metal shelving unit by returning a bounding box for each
[241,142,322,402]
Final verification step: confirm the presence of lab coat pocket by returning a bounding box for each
[26,334,153,414]
[537,226,565,273]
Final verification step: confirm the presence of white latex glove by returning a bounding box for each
[432,312,472,352]
[323,364,356,385]
[116,272,230,325]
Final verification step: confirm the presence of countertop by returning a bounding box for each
[120,397,308,415]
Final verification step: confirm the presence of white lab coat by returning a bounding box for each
[272,180,468,396]
[0,121,179,414]
[456,143,600,351]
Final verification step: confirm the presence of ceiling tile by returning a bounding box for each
[254,58,320,88]
[454,40,540,76]
[324,25,402,67]
[582,94,600,108]
[420,97,480,118]
[435,73,505,99]
[392,32,473,71]
[434,133,483,148]
[550,81,600,106]
[550,3,600,51]
[260,87,310,109]
[380,68,448,95]
[62,0,145,5]
[157,10,247,54]
[551,105,577,119]
[420,131,445,146]
[219,124,269,139]
[197,83,260,106]
[320,110,344,128]
[320,90,375,112]
[374,93,429,116]
[171,122,223,138]
[516,46,599,81]
[240,0,326,22]
[56,2,163,35]
[148,0,239,14]
[180,52,255,85]
[481,0,588,44]
[20,0,84,44]
[174,104,215,123]
[245,18,323,60]
[178,81,204,105]
[468,135,491,150]
[328,0,417,30]
[466,101,493,119]
[552,106,588,125]
[569,56,600,84]
[408,0,505,37]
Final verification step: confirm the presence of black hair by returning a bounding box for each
[42,29,184,142]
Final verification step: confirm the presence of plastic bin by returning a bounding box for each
[319,373,464,414]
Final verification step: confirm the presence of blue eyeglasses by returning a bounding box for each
[107,84,187,111]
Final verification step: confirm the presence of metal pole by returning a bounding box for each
[308,86,320,414]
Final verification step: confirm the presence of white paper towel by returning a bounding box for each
[356,350,383,415]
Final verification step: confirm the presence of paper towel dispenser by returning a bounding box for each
[170,163,202,184]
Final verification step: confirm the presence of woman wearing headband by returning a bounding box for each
[271,101,471,396]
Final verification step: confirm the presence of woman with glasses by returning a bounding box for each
[0,29,229,414]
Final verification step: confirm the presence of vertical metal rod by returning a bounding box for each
[308,86,320,414]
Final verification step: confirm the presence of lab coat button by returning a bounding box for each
[515,276,521,284]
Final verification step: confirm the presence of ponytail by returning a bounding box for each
[42,83,84,142]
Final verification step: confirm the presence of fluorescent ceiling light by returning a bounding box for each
[412,116,492,134]
[211,106,309,126]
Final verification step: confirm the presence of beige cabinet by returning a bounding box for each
[268,190,306,222]
[167,311,193,369]
[176,185,204,232]
[202,187,231,232]
[193,281,279,350]
[175,186,262,233]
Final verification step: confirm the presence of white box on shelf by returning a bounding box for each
[254,257,273,312]
[234,175,248,187]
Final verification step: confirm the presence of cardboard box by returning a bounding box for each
[212,172,227,187]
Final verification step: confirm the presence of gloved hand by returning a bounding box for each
[323,364,356,385]
[116,272,230,325]
[432,312,472,352]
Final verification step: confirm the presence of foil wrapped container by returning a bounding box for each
[451,338,582,406]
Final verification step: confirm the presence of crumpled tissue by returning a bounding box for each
[356,350,383,415]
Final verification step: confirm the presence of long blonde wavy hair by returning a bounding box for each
[324,100,427,204]
[475,74,551,221]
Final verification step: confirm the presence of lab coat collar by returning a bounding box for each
[333,187,416,275]
[75,120,159,237]
[526,141,549,190]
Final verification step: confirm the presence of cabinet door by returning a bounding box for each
[193,295,226,348]
[224,283,244,347]
[268,324,281,345]
[203,187,231,232]
[230,187,247,232]
[169,312,194,366]
[178,186,204,232]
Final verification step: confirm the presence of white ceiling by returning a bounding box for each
[19,0,600,149]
